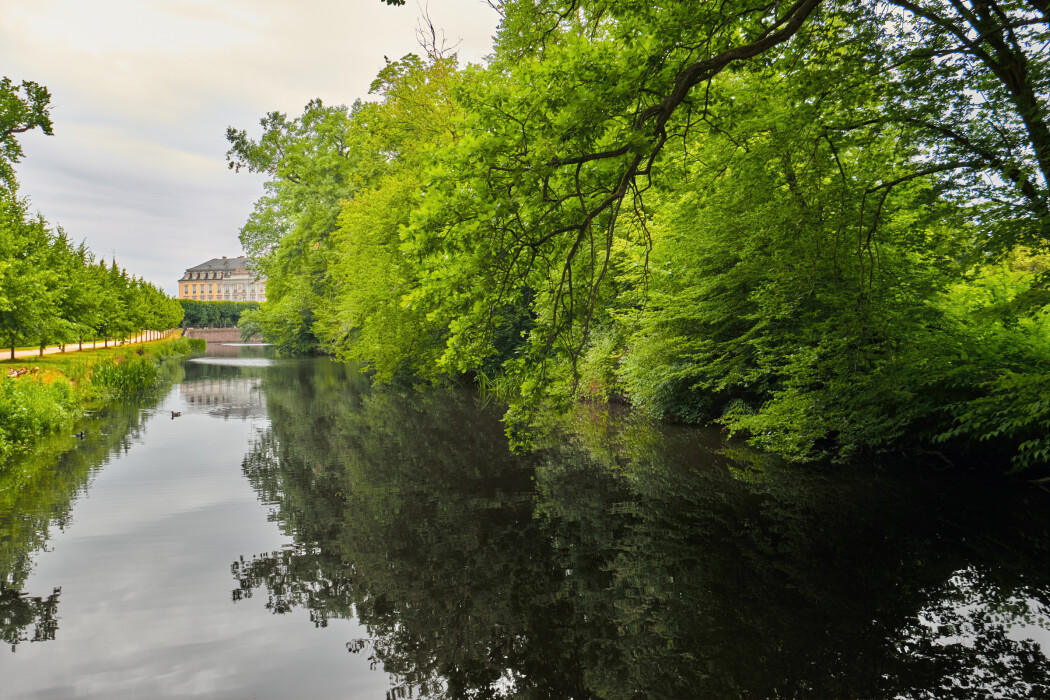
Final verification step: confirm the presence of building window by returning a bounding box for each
[191,284,196,293]
[183,284,188,294]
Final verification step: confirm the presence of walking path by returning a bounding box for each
[6,330,181,360]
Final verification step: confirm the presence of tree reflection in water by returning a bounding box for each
[233,358,1049,699]
[0,360,185,651]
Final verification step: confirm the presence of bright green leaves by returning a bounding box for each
[315,172,443,380]
[878,0,1050,248]
[0,195,56,353]
[615,67,1031,463]
[227,99,388,354]
[231,54,470,358]
[231,2,1048,469]
[403,32,656,386]
[0,191,178,355]
[0,77,53,192]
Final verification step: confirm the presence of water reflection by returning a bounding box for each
[189,357,277,367]
[180,377,265,420]
[890,566,1049,700]
[234,360,1049,699]
[1,347,387,700]
[0,586,60,651]
[0,361,184,651]
[1,350,1046,698]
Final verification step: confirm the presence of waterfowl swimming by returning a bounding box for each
[171,411,181,418]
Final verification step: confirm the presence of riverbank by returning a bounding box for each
[0,335,205,462]
[7,329,180,360]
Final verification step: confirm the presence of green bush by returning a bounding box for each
[140,337,203,360]
[0,375,79,461]
[90,355,158,397]
[0,335,203,463]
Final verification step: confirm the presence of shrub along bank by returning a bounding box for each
[0,336,204,462]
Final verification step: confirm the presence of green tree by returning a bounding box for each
[876,0,1050,249]
[312,53,471,379]
[0,77,53,192]
[0,194,56,357]
[226,98,386,353]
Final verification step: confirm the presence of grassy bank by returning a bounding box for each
[0,336,205,462]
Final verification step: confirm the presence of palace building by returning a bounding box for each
[177,256,267,302]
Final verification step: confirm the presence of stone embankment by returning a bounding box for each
[182,328,262,343]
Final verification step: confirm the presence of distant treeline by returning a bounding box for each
[178,299,260,328]
[0,196,183,357]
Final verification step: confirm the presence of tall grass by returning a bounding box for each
[90,355,159,397]
[0,376,78,463]
[0,336,203,462]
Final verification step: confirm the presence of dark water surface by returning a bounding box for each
[1,346,1047,699]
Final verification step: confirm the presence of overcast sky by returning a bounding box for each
[1,0,499,294]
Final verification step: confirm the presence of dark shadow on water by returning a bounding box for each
[231,358,1050,699]
[2,348,1045,696]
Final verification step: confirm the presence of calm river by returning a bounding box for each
[1,345,1047,699]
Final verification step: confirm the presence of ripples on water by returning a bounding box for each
[188,357,277,367]
[0,343,1046,699]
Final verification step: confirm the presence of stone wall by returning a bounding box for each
[183,328,260,343]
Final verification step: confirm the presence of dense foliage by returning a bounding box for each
[230,1,1049,470]
[0,77,183,358]
[178,299,259,328]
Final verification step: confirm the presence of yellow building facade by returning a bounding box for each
[177,256,267,302]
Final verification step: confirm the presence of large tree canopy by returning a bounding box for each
[233,0,1049,469]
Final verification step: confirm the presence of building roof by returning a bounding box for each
[184,256,249,273]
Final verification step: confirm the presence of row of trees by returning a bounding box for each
[230,1,1049,469]
[0,79,183,357]
[178,299,259,329]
